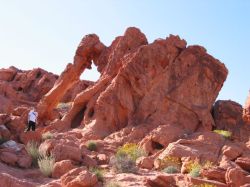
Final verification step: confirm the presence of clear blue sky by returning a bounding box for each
[0,0,249,105]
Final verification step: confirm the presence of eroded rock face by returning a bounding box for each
[212,100,250,142]
[243,91,250,122]
[0,67,57,113]
[42,27,228,145]
[60,167,98,187]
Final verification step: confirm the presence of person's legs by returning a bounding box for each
[31,122,36,131]
[26,121,32,132]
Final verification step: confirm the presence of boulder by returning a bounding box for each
[235,157,250,172]
[0,67,17,81]
[156,132,225,164]
[0,151,18,166]
[51,144,82,162]
[136,156,154,169]
[61,167,98,187]
[52,160,76,178]
[225,167,250,186]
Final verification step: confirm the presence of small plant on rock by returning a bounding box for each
[162,165,179,174]
[159,155,182,170]
[213,129,232,139]
[26,141,40,166]
[38,154,55,177]
[42,131,54,141]
[86,140,97,151]
[90,167,105,182]
[56,102,72,109]
[186,159,202,178]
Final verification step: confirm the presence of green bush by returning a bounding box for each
[90,167,105,182]
[213,130,232,139]
[162,166,179,174]
[26,141,40,166]
[104,180,122,187]
[86,141,97,151]
[42,131,54,141]
[38,155,55,177]
[189,167,201,178]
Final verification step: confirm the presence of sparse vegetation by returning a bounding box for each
[42,131,54,141]
[189,167,201,178]
[86,140,97,151]
[116,143,146,161]
[56,102,72,109]
[26,141,40,166]
[158,156,182,170]
[90,167,105,182]
[213,129,232,139]
[162,165,179,174]
[38,154,55,177]
[104,180,122,187]
[110,153,137,173]
[110,143,146,173]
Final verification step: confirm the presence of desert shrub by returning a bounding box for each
[162,165,179,174]
[110,154,137,173]
[38,155,55,177]
[158,156,182,170]
[213,130,232,139]
[104,180,121,187]
[26,141,41,166]
[110,143,146,173]
[187,159,215,178]
[202,160,215,169]
[42,131,54,141]
[90,167,105,182]
[56,102,72,109]
[189,167,201,178]
[86,141,97,151]
[116,143,146,161]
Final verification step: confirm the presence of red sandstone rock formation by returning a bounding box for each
[243,90,250,122]
[0,67,57,113]
[40,27,227,145]
[1,27,250,187]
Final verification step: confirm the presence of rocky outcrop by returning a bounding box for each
[41,27,227,146]
[1,27,249,187]
[213,100,250,142]
[243,91,250,122]
[0,67,58,113]
[37,34,105,121]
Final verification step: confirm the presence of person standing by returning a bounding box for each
[25,107,38,132]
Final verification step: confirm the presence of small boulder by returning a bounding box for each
[61,167,98,187]
[0,151,18,166]
[52,160,76,178]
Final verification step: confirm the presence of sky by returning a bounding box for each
[0,0,249,105]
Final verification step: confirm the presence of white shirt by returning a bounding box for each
[28,110,38,123]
